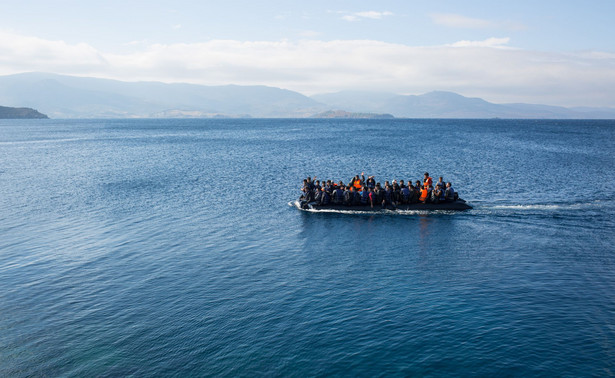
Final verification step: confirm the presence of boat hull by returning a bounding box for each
[295,199,472,212]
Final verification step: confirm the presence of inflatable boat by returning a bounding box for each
[294,199,472,212]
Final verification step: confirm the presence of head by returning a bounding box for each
[446,182,451,187]
[439,176,443,181]
[424,172,429,177]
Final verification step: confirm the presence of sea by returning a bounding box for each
[1,118,614,376]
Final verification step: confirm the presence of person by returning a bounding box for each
[368,187,375,208]
[313,186,323,204]
[408,182,418,203]
[300,179,314,202]
[436,176,445,190]
[366,176,376,190]
[374,183,384,207]
[313,180,321,192]
[353,186,362,205]
[415,180,422,194]
[431,184,444,204]
[392,180,400,203]
[445,182,457,202]
[324,180,333,194]
[320,187,331,205]
[383,184,394,207]
[360,186,370,206]
[306,176,316,192]
[423,172,433,188]
[343,186,354,206]
[332,184,344,204]
[400,184,411,204]
[419,184,430,203]
[350,172,365,190]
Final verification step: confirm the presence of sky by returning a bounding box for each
[1,0,614,107]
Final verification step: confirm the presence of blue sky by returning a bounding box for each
[1,0,614,106]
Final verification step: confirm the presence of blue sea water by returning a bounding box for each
[1,118,614,376]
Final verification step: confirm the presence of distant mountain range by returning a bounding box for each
[311,91,615,119]
[1,72,614,119]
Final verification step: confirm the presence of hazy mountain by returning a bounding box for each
[0,73,327,118]
[0,105,48,119]
[1,72,614,119]
[311,91,615,119]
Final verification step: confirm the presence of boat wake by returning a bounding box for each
[473,198,615,212]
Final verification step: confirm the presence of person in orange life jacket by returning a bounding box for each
[350,172,365,190]
[423,172,433,188]
[419,184,430,203]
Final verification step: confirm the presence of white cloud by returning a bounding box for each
[0,31,107,72]
[431,13,527,31]
[341,11,393,22]
[431,13,495,29]
[450,37,512,48]
[299,30,322,38]
[0,30,614,107]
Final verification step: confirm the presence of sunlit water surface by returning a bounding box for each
[1,119,614,376]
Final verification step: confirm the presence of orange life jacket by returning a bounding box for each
[353,181,362,189]
[419,188,429,202]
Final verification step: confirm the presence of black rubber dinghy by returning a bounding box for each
[294,199,472,212]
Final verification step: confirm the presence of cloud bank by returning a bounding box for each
[341,11,394,22]
[1,30,614,107]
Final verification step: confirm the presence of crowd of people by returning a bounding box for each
[300,172,459,208]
